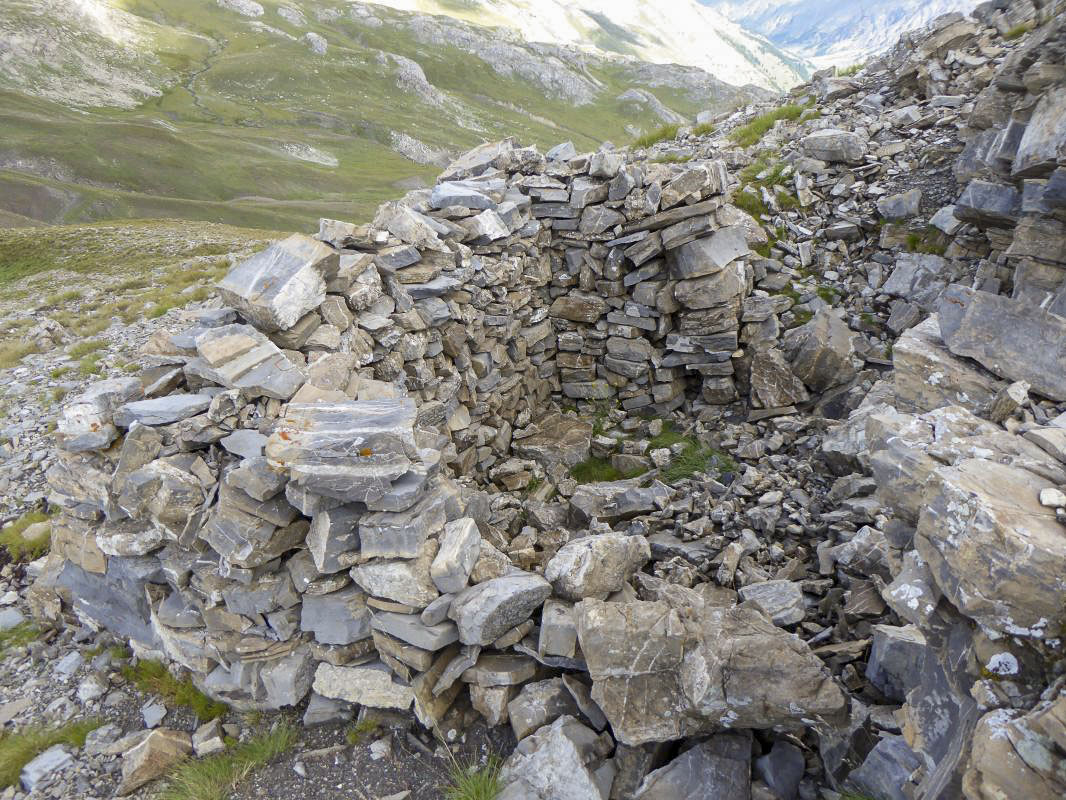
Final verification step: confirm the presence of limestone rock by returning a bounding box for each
[800,129,866,164]
[117,728,192,795]
[218,234,336,331]
[449,573,552,646]
[544,532,651,601]
[634,733,751,800]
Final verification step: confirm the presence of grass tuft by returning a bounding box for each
[691,121,716,137]
[121,660,228,721]
[633,123,681,149]
[345,718,379,745]
[1003,23,1033,40]
[67,339,107,359]
[836,63,864,77]
[0,511,51,560]
[570,457,645,484]
[0,719,103,788]
[443,757,503,800]
[0,622,40,656]
[157,722,297,800]
[730,104,809,148]
[905,228,947,256]
[662,441,737,483]
[0,341,40,369]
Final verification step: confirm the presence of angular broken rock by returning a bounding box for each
[544,532,650,601]
[313,662,414,710]
[430,517,481,594]
[634,733,751,800]
[800,129,866,164]
[218,233,336,332]
[57,378,144,452]
[916,459,1066,639]
[500,715,611,800]
[117,728,191,795]
[266,400,418,503]
[575,600,846,745]
[668,226,749,279]
[449,573,551,646]
[736,580,805,626]
[938,284,1066,401]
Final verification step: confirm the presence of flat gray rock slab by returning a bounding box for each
[113,394,212,428]
[220,429,268,459]
[938,284,1066,401]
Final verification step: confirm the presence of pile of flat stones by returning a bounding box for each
[19,1,1066,798]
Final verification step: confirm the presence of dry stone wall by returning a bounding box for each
[34,136,836,723]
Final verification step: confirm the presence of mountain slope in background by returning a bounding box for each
[0,0,762,231]
[366,0,813,92]
[703,0,981,69]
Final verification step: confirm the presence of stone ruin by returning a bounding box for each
[23,2,1066,798]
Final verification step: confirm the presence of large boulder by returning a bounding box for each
[938,284,1066,401]
[784,309,856,392]
[574,599,846,745]
[917,458,1066,640]
[544,533,651,600]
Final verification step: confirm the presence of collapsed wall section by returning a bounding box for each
[35,136,828,715]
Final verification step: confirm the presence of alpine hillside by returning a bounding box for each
[0,0,765,231]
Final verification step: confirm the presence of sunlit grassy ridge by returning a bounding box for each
[0,0,744,232]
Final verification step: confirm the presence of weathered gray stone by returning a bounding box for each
[544,532,650,601]
[114,395,212,428]
[575,600,845,745]
[784,309,856,392]
[266,400,419,503]
[500,715,610,800]
[512,414,593,469]
[20,746,74,793]
[917,458,1066,639]
[449,573,552,646]
[800,129,866,164]
[736,580,805,626]
[57,377,143,452]
[877,189,922,220]
[371,611,459,651]
[300,586,371,645]
[312,662,413,709]
[307,503,362,574]
[430,517,481,594]
[350,539,439,609]
[634,733,751,800]
[218,234,336,332]
[669,227,749,280]
[938,284,1066,401]
[508,677,583,740]
[866,624,927,702]
[117,728,192,795]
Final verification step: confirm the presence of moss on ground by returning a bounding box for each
[121,660,228,722]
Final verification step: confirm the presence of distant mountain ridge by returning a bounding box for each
[363,0,815,91]
[702,0,982,69]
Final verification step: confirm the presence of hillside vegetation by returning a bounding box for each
[0,0,757,231]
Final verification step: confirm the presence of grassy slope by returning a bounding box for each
[0,0,722,233]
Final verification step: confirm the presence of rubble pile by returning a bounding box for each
[19,1,1066,798]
